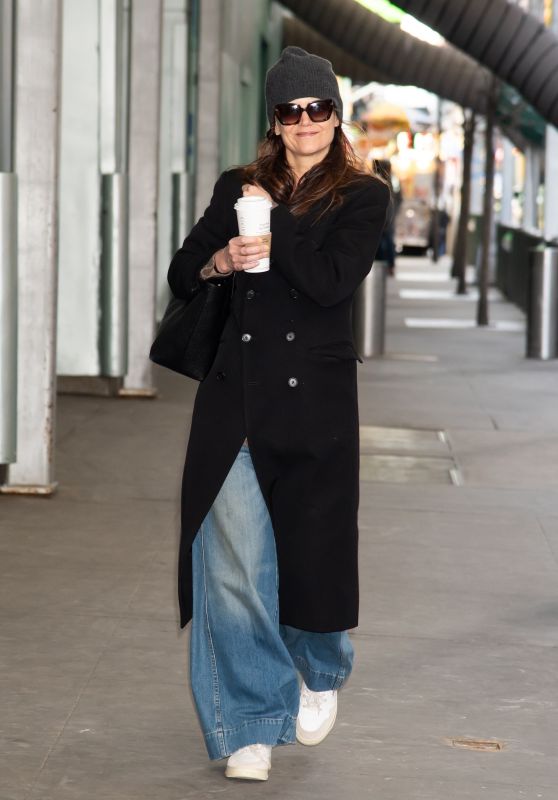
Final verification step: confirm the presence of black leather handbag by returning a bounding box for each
[149,271,235,381]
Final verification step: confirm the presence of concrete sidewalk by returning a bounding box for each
[2,256,558,799]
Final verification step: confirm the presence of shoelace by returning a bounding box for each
[238,743,270,756]
[300,685,335,713]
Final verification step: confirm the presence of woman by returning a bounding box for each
[167,46,390,782]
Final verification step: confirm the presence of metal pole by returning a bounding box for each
[99,0,130,379]
[526,247,558,359]
[0,0,16,465]
[452,110,475,293]
[3,0,62,493]
[477,78,497,327]
[0,173,17,463]
[172,171,190,252]
[100,173,129,376]
[352,261,387,357]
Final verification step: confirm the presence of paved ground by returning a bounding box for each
[2,255,558,799]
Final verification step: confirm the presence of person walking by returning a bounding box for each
[167,46,390,782]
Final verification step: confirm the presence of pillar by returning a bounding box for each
[523,145,541,231]
[3,0,62,493]
[122,0,163,395]
[500,137,515,227]
[194,0,221,219]
[544,0,558,241]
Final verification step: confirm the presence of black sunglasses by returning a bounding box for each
[274,98,335,126]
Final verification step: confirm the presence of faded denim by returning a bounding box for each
[189,442,354,760]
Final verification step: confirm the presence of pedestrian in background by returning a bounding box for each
[437,205,450,256]
[167,46,389,782]
[374,158,399,274]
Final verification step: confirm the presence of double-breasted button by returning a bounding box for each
[286,331,296,341]
[216,371,225,381]
[246,289,255,299]
[241,333,252,342]
[288,377,298,388]
[289,288,299,299]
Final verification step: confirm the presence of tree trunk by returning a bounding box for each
[477,79,498,327]
[452,110,475,293]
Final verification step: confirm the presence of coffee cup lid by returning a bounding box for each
[234,196,272,210]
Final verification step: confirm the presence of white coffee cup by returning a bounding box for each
[234,196,272,273]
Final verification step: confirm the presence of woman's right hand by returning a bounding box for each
[215,234,271,273]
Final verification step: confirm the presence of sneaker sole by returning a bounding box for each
[296,703,338,746]
[225,765,269,780]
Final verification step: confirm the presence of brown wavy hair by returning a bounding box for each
[239,121,387,224]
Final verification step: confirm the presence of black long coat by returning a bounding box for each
[168,167,389,632]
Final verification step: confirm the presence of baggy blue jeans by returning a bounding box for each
[189,442,355,760]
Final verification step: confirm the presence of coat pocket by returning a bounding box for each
[307,340,363,363]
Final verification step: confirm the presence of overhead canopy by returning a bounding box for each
[395,0,558,126]
[279,0,492,114]
[282,15,389,85]
[280,0,547,147]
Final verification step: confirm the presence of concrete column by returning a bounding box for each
[122,0,163,395]
[0,0,14,171]
[4,0,62,492]
[0,0,16,469]
[544,0,558,241]
[157,0,189,319]
[469,125,484,216]
[194,0,222,219]
[523,146,541,231]
[56,0,102,378]
[500,137,515,226]
[544,128,558,241]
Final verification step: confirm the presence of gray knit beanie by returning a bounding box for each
[265,46,343,128]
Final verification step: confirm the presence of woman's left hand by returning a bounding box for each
[242,182,277,208]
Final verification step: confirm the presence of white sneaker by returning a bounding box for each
[224,743,272,781]
[296,680,338,746]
